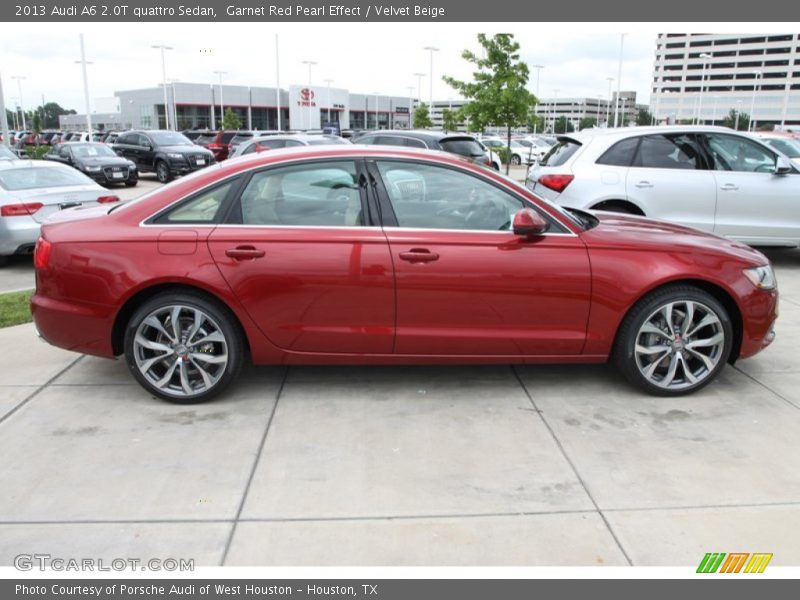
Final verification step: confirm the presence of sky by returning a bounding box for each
[0,23,792,115]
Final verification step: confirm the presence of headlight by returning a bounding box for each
[166,153,185,160]
[83,165,102,172]
[744,265,776,290]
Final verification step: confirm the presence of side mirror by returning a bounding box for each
[775,155,793,174]
[512,208,550,236]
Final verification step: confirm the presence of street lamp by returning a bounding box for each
[75,35,93,134]
[168,78,180,130]
[213,70,227,129]
[530,64,544,134]
[10,76,26,130]
[748,71,762,132]
[324,79,334,125]
[711,94,720,125]
[613,33,626,128]
[552,89,559,133]
[301,60,317,131]
[373,91,380,129]
[696,52,712,125]
[606,77,614,127]
[423,46,439,109]
[781,81,791,129]
[407,86,415,129]
[151,44,173,130]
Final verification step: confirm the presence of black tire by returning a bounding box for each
[155,160,173,183]
[510,154,521,166]
[0,255,7,268]
[614,285,733,396]
[123,291,244,403]
[125,178,138,187]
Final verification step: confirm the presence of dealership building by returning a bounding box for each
[651,33,800,126]
[60,82,413,131]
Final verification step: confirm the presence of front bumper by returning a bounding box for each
[738,288,779,360]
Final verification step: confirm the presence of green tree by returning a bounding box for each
[443,33,537,174]
[554,116,574,134]
[721,108,749,131]
[578,117,597,131]
[31,112,42,133]
[221,107,242,130]
[413,103,433,128]
[441,108,460,132]
[527,111,545,133]
[35,102,76,129]
[636,108,653,126]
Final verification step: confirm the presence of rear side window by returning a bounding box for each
[596,137,640,166]
[155,181,235,224]
[633,134,703,170]
[439,138,483,157]
[221,132,238,144]
[540,139,581,167]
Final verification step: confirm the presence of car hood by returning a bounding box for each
[581,210,769,266]
[77,157,134,167]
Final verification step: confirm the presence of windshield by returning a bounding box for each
[0,166,94,190]
[763,137,800,158]
[72,144,117,158]
[150,132,192,146]
[439,138,485,157]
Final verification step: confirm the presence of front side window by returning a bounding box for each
[237,161,363,227]
[704,134,779,173]
[376,161,524,231]
[633,134,703,170]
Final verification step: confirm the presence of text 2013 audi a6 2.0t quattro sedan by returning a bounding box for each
[31,146,778,403]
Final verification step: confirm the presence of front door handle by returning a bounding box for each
[720,183,739,191]
[225,246,265,260]
[398,248,440,263]
[635,181,654,188]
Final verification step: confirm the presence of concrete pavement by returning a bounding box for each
[0,248,798,567]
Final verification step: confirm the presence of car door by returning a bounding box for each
[370,159,592,356]
[700,132,800,244]
[625,133,718,233]
[207,159,395,354]
[138,133,157,171]
[115,133,138,164]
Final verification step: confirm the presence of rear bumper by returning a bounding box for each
[0,216,40,256]
[31,293,116,358]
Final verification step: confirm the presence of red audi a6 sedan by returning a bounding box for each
[31,146,778,403]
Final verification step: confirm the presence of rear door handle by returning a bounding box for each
[225,246,265,260]
[635,181,654,188]
[720,183,739,191]
[399,248,440,263]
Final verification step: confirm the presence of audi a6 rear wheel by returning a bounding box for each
[123,292,244,403]
[615,286,733,396]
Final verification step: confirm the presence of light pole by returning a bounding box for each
[11,76,26,130]
[213,70,227,129]
[407,86,415,129]
[373,91,380,129]
[711,94,719,125]
[735,99,743,130]
[423,46,439,109]
[552,89,559,133]
[301,60,317,130]
[613,33,626,128]
[324,79,334,124]
[275,34,281,131]
[780,81,791,129]
[696,52,712,125]
[530,64,544,134]
[151,44,173,130]
[606,77,614,127]
[749,71,762,132]
[0,74,10,147]
[75,35,93,134]
[168,78,180,130]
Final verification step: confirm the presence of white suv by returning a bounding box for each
[526,125,800,247]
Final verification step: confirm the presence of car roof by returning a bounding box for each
[359,130,477,141]
[249,134,343,143]
[560,125,739,143]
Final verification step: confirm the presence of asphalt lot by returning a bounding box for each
[0,241,798,565]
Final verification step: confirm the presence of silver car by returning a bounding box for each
[0,160,119,265]
[228,134,350,159]
[526,125,799,247]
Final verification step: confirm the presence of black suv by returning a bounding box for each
[44,142,138,187]
[112,130,215,183]
[354,130,497,169]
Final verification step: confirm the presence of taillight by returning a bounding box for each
[1,202,44,217]
[34,237,52,269]
[97,195,120,204]
[538,174,574,193]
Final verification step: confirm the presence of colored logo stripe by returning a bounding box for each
[697,552,773,573]
[744,553,773,573]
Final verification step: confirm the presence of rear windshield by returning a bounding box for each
[439,138,484,157]
[230,133,254,144]
[0,166,93,190]
[194,134,216,144]
[540,139,581,167]
[221,132,238,144]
